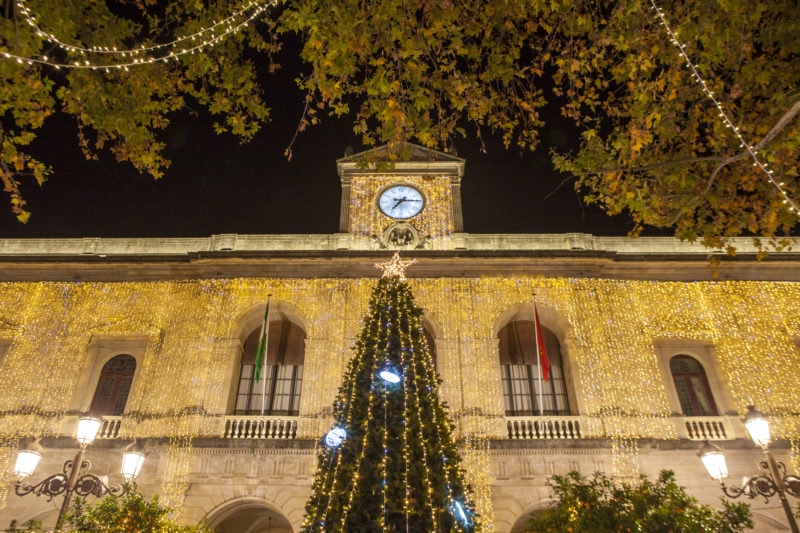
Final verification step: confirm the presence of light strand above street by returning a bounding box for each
[2,0,276,70]
[651,0,800,216]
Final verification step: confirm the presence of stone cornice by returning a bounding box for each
[0,233,797,282]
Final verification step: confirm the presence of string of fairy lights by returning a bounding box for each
[650,0,800,216]
[305,266,477,531]
[1,275,799,522]
[3,0,277,70]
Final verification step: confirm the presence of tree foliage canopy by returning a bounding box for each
[527,470,753,533]
[66,485,210,532]
[6,485,209,532]
[1,0,798,249]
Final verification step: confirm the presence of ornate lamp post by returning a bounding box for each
[698,406,800,533]
[14,416,147,531]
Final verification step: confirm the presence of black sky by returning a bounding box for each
[0,64,637,239]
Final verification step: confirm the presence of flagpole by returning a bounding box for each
[260,357,268,415]
[533,295,544,418]
[258,295,272,416]
[261,296,272,415]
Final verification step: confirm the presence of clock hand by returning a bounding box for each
[392,197,408,209]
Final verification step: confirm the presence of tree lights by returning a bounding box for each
[302,262,477,532]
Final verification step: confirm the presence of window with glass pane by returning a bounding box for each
[498,320,569,416]
[670,355,718,416]
[236,319,305,416]
[90,354,136,416]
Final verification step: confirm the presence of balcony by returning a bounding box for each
[96,416,122,439]
[678,416,732,441]
[506,416,583,440]
[94,415,300,440]
[222,416,298,439]
[94,413,735,442]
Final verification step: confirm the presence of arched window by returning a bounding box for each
[90,354,136,416]
[235,320,305,416]
[670,355,718,416]
[498,321,569,416]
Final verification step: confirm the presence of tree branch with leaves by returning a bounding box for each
[1,0,797,252]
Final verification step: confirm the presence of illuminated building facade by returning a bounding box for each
[0,144,799,532]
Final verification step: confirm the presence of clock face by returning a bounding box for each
[378,185,424,219]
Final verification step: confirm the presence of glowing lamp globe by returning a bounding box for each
[325,427,347,448]
[121,440,147,480]
[14,439,43,479]
[76,416,102,446]
[449,498,474,527]
[698,441,728,481]
[378,366,401,384]
[743,405,770,448]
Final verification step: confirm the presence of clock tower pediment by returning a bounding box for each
[337,143,465,249]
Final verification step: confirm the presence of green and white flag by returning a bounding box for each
[253,298,270,382]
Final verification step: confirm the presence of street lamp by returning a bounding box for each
[698,405,800,533]
[14,416,147,531]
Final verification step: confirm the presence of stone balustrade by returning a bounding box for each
[506,416,584,440]
[680,416,732,441]
[223,416,299,439]
[94,414,737,442]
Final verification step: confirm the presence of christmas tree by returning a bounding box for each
[302,254,477,532]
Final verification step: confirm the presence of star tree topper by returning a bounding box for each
[375,252,417,280]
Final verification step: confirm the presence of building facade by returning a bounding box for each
[0,145,799,532]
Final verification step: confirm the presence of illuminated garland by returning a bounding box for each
[3,0,277,70]
[0,440,18,512]
[461,435,494,531]
[611,437,641,483]
[161,435,193,520]
[650,0,800,216]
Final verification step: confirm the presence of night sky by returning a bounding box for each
[0,69,638,239]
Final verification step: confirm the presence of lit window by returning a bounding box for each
[90,354,136,416]
[498,321,569,416]
[670,355,718,416]
[236,320,305,416]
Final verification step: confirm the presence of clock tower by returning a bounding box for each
[337,143,465,250]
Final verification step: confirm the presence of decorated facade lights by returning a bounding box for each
[2,0,277,71]
[650,0,800,216]
[13,416,147,531]
[698,406,800,533]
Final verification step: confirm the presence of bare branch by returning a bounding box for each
[702,99,800,195]
[570,99,800,183]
